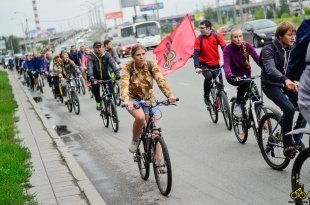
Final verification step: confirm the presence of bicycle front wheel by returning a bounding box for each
[101,100,109,127]
[80,77,86,95]
[231,98,248,143]
[136,137,150,180]
[220,91,232,130]
[153,136,172,196]
[71,92,80,115]
[66,91,72,112]
[110,101,119,132]
[88,86,93,98]
[291,148,310,205]
[208,88,218,123]
[257,112,290,170]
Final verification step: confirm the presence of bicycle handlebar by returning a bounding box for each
[121,98,179,109]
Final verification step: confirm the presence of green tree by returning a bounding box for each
[266,9,274,19]
[4,35,20,54]
[203,8,218,23]
[278,0,290,18]
[254,8,264,19]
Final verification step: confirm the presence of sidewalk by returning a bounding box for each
[7,70,106,205]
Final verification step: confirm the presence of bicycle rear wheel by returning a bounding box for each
[109,101,119,132]
[153,136,172,196]
[231,99,248,143]
[291,148,310,205]
[101,100,109,127]
[257,112,290,170]
[220,91,232,130]
[136,137,150,180]
[71,92,80,115]
[208,88,218,123]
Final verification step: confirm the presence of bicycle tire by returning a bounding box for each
[66,91,73,112]
[38,77,43,93]
[88,86,93,98]
[153,136,172,196]
[71,92,80,115]
[114,83,121,106]
[209,88,218,123]
[80,77,86,95]
[257,112,290,170]
[231,99,248,143]
[220,91,232,130]
[291,148,310,205]
[101,100,109,127]
[110,101,119,132]
[137,137,150,180]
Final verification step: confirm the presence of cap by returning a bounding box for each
[93,42,102,48]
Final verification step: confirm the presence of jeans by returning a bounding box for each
[263,86,298,147]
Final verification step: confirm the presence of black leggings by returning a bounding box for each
[227,78,251,105]
[92,80,114,103]
[52,76,60,96]
[202,65,223,98]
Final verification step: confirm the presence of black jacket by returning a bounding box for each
[260,39,292,86]
[87,51,120,80]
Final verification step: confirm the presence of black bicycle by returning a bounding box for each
[122,99,178,196]
[230,75,268,143]
[289,128,310,205]
[203,66,232,130]
[98,79,119,132]
[66,78,80,115]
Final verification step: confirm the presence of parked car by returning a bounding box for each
[116,37,138,58]
[241,19,277,47]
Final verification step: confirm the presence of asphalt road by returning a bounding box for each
[33,48,300,205]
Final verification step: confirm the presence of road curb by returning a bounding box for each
[13,74,107,205]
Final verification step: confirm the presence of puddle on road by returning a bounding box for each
[33,96,42,103]
[45,114,51,119]
[53,125,71,136]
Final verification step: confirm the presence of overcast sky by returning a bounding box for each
[0,0,218,37]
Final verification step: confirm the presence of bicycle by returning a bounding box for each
[33,71,44,94]
[202,66,232,130]
[98,79,119,132]
[290,128,310,205]
[230,75,268,143]
[75,74,86,95]
[65,77,80,115]
[257,84,305,170]
[122,99,179,196]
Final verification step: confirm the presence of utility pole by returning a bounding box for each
[217,0,222,24]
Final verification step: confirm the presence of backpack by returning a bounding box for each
[199,32,220,52]
[130,60,153,77]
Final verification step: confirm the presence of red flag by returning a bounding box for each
[153,14,196,75]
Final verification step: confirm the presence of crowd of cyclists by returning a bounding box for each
[4,17,310,197]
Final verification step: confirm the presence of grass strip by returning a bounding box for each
[0,71,36,205]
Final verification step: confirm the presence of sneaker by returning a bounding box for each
[96,102,102,111]
[204,96,211,106]
[295,141,306,152]
[156,159,167,174]
[129,140,139,153]
[283,146,297,159]
[233,104,242,118]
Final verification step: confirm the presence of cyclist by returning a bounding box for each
[87,42,120,110]
[51,54,63,102]
[194,20,226,106]
[103,39,121,66]
[32,51,43,90]
[120,44,176,154]
[68,45,81,67]
[223,28,260,117]
[260,21,298,157]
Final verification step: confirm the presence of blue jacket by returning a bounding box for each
[32,56,43,72]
